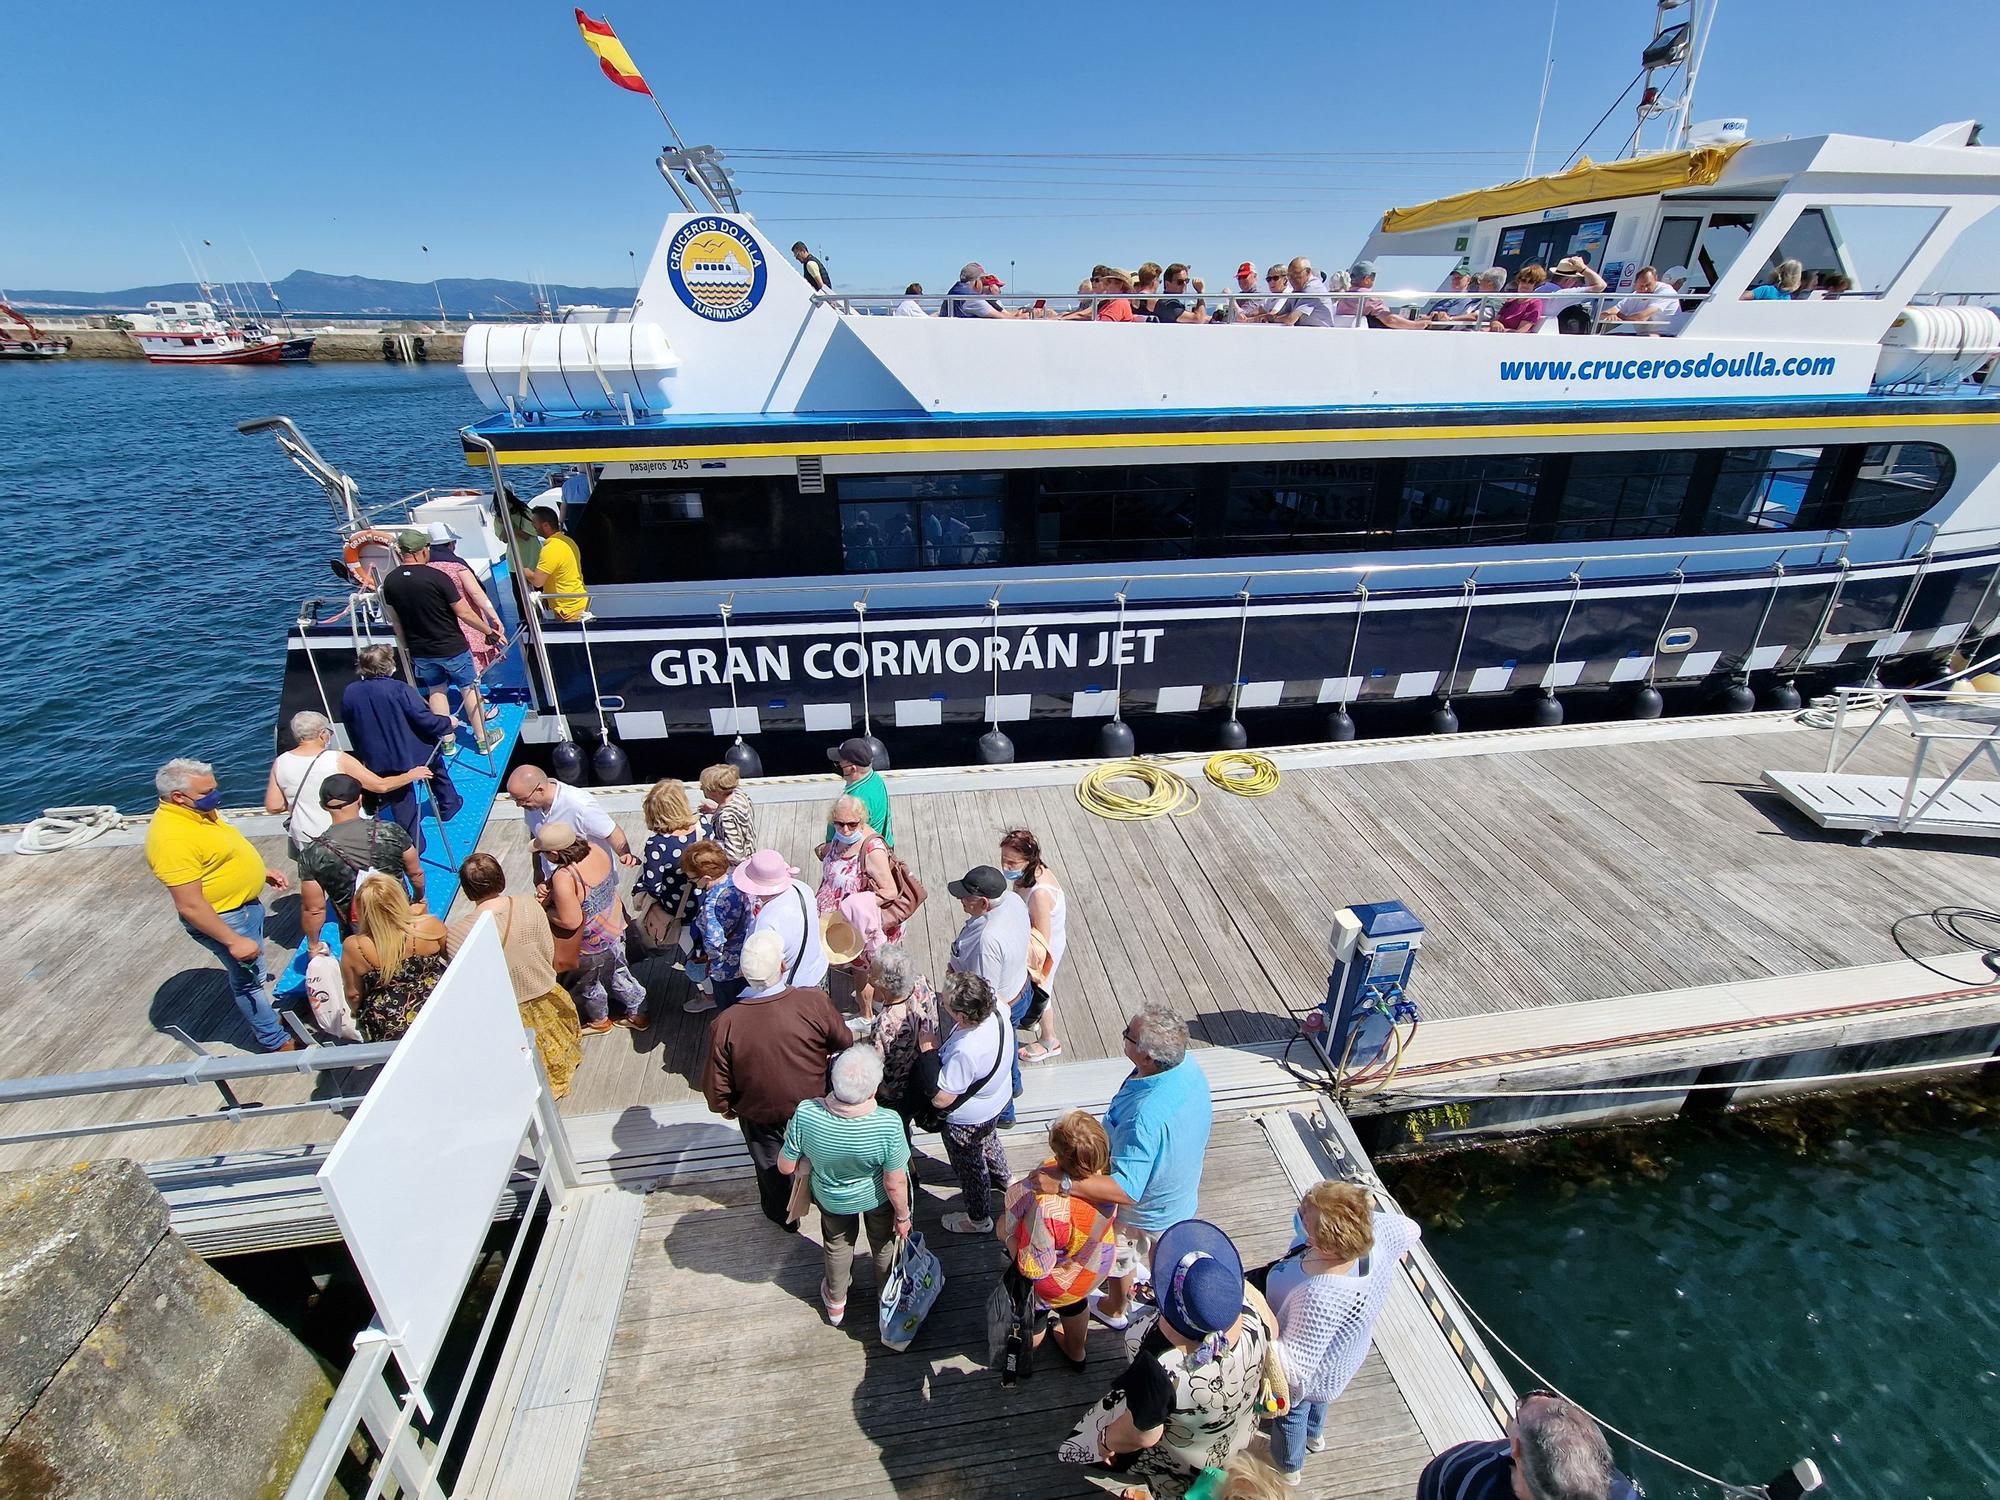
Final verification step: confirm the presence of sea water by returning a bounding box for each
[0,360,476,823]
[1385,1082,2000,1500]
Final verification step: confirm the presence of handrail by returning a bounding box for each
[0,1042,396,1107]
[525,533,1924,612]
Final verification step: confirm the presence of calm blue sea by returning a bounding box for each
[0,359,478,824]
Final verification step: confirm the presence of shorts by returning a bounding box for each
[413,649,478,694]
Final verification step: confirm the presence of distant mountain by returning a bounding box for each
[8,269,632,317]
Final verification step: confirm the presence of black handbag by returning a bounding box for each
[985,1265,1038,1385]
[905,1011,1007,1133]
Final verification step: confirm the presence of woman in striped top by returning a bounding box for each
[699,763,757,866]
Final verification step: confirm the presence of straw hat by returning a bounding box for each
[820,909,866,965]
[1097,267,1135,289]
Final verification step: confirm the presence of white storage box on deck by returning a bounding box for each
[461,321,681,415]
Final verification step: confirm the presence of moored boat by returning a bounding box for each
[127,299,316,364]
[0,302,70,359]
[256,34,2000,780]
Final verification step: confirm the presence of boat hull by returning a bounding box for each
[279,542,2000,765]
[136,340,288,365]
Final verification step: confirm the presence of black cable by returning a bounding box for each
[1889,906,2000,985]
[1561,69,1647,173]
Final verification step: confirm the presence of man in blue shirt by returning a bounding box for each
[1418,1391,1642,1500]
[339,644,460,852]
[1027,1004,1210,1327]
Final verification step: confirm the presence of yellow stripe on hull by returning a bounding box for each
[462,408,2000,466]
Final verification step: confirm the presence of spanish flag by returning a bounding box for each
[575,10,650,95]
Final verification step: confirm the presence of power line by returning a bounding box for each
[1560,68,1647,172]
[747,187,1405,205]
[723,146,1530,161]
[732,164,1505,189]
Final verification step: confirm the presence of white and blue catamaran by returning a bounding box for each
[267,84,2000,778]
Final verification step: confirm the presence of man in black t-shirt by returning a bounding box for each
[1147,263,1207,324]
[380,529,501,754]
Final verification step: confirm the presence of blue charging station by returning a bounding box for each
[1314,900,1424,1080]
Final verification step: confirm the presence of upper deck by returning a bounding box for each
[459,126,2000,434]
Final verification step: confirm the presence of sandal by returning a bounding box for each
[820,1281,846,1327]
[1018,1041,1064,1064]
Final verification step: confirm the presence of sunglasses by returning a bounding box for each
[832,819,862,831]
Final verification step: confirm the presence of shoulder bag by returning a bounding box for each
[871,850,926,928]
[905,1009,1007,1133]
[280,747,332,857]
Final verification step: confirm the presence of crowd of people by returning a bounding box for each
[843,245,1848,338]
[146,716,1638,1498]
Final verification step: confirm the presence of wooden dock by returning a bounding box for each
[5,712,1998,1177]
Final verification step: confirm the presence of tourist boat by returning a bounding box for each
[128,300,314,364]
[0,302,70,359]
[259,99,2000,777]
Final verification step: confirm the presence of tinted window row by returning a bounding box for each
[569,442,1952,584]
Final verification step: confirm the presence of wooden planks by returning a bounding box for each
[6,718,1997,1175]
[577,1114,1432,1500]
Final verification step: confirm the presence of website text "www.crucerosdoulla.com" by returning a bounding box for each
[1499,351,1840,383]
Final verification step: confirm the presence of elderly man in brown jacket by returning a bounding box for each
[701,929,851,1230]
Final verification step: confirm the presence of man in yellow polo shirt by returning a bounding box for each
[523,499,589,621]
[146,757,297,1053]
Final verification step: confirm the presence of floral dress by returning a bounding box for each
[355,951,451,1041]
[871,975,938,1107]
[818,835,899,973]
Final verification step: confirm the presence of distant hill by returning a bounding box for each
[9,269,632,317]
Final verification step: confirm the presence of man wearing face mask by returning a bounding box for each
[146,756,297,1052]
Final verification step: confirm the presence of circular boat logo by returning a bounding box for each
[666,217,766,323]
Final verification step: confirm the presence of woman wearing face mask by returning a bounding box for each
[817,793,897,1016]
[1000,827,1068,1064]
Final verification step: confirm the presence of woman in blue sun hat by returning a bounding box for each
[1059,1219,1276,1499]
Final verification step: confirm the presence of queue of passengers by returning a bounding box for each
[151,715,1640,1499]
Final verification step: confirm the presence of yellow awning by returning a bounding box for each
[1379,141,1750,234]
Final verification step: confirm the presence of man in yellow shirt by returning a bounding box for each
[524,500,589,621]
[145,757,296,1052]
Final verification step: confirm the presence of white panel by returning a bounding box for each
[985,693,1033,722]
[1236,680,1284,710]
[331,723,354,752]
[1675,650,1723,678]
[1317,676,1362,704]
[1805,642,1847,664]
[1609,655,1654,683]
[1071,690,1119,718]
[1154,685,1204,714]
[1868,631,1912,657]
[1929,622,1970,649]
[1468,666,1514,694]
[1393,671,1439,699]
[709,706,760,736]
[894,697,943,727]
[519,714,568,744]
[1540,660,1585,689]
[1744,645,1787,672]
[802,701,853,733]
[320,917,540,1389]
[613,710,669,739]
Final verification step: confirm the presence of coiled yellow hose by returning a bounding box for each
[1075,759,1202,821]
[1203,751,1281,797]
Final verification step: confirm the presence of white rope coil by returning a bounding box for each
[15,805,130,854]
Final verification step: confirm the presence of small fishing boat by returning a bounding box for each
[127,300,314,364]
[0,302,70,359]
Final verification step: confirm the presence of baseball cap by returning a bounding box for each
[1236,261,1255,278]
[425,520,460,545]
[1349,260,1378,280]
[395,528,429,554]
[318,773,364,808]
[826,736,875,768]
[947,866,1008,901]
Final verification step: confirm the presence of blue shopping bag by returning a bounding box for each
[878,1230,943,1351]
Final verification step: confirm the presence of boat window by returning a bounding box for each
[1774,208,1842,288]
[1691,212,1759,294]
[1649,216,1702,280]
[836,472,1006,571]
[1840,442,1953,529]
[1034,465,1199,563]
[573,476,828,583]
[1492,212,1616,280]
[1397,455,1539,547]
[1555,450,1700,542]
[1699,447,1823,532]
[1221,460,1380,553]
[1803,205,1946,296]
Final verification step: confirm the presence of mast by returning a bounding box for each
[1631,0,1695,157]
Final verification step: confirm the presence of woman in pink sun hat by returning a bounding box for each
[734,848,830,995]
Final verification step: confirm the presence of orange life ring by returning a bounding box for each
[342,528,400,588]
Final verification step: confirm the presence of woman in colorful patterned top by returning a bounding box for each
[998,1109,1121,1371]
[867,944,938,1126]
[683,838,748,1012]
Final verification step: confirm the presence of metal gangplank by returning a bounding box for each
[1764,683,2000,842]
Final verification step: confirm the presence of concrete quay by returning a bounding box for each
[37,325,465,362]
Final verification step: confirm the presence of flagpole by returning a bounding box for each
[604,13,688,151]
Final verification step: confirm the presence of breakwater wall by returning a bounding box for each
[50,328,465,362]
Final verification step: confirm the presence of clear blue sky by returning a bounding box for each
[7,0,1998,296]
